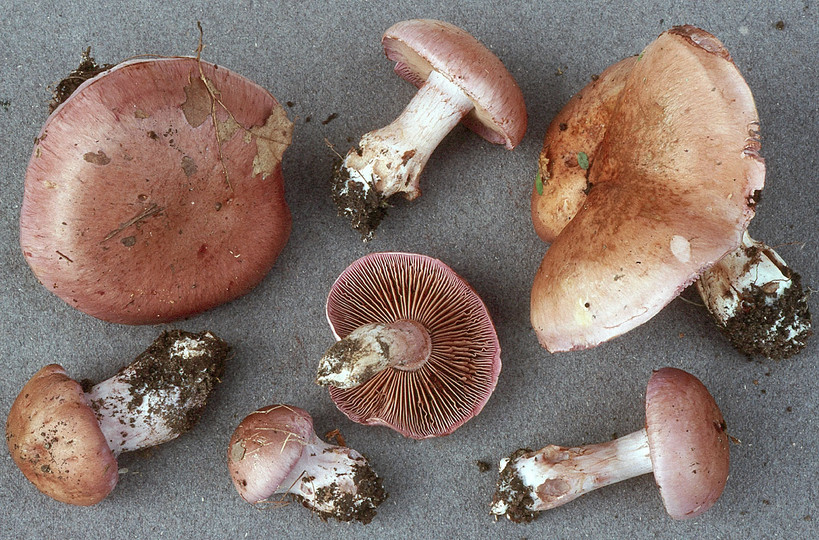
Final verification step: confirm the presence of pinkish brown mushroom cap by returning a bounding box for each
[383,19,527,149]
[645,367,730,519]
[6,364,118,506]
[227,404,313,504]
[326,252,501,439]
[531,26,765,352]
[21,57,293,324]
[532,56,637,243]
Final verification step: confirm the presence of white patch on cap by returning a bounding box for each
[670,235,691,263]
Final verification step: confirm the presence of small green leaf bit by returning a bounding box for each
[577,152,590,170]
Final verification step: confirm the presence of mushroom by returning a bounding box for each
[331,19,526,239]
[530,26,766,352]
[227,404,386,523]
[315,252,501,439]
[530,26,811,357]
[491,367,730,522]
[6,330,228,505]
[21,54,293,324]
[696,231,812,358]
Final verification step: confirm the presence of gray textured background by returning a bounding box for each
[1,1,817,538]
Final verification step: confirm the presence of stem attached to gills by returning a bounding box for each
[316,320,432,389]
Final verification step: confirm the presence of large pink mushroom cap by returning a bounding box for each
[324,252,501,439]
[531,26,765,351]
[21,57,293,324]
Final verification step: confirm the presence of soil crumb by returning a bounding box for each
[49,47,114,113]
[330,157,388,241]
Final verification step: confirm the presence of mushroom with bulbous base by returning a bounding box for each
[331,19,526,239]
[491,368,730,521]
[6,330,228,505]
[227,404,386,524]
[530,26,770,353]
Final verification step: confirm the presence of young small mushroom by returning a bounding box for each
[227,404,386,523]
[316,252,501,439]
[697,232,812,358]
[21,54,293,324]
[491,368,730,522]
[530,26,766,352]
[331,19,526,239]
[5,330,228,505]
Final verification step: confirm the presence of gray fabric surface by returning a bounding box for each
[0,1,816,538]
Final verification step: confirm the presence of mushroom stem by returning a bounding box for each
[342,70,474,201]
[275,433,386,522]
[85,330,228,455]
[696,231,812,359]
[316,319,432,389]
[491,429,652,522]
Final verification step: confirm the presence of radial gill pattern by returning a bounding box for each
[326,252,501,439]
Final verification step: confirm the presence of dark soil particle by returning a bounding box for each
[115,330,228,436]
[49,48,114,113]
[719,272,812,359]
[493,448,536,523]
[295,462,387,524]
[330,157,388,240]
[476,460,491,473]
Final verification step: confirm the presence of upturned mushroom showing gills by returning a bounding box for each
[6,330,228,505]
[20,54,293,324]
[491,368,730,522]
[331,19,526,239]
[529,26,767,352]
[315,252,501,439]
[227,404,386,524]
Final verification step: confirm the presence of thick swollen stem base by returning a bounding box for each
[276,436,387,524]
[331,70,474,238]
[86,330,228,455]
[316,319,431,389]
[491,429,652,522]
[697,232,812,359]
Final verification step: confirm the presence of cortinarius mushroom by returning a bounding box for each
[21,54,293,324]
[227,404,386,523]
[530,26,766,352]
[491,368,729,521]
[315,252,501,439]
[331,19,526,239]
[6,330,228,505]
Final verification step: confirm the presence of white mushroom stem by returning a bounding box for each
[276,434,382,519]
[491,429,652,522]
[696,231,812,358]
[85,331,226,455]
[340,70,474,200]
[316,320,432,389]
